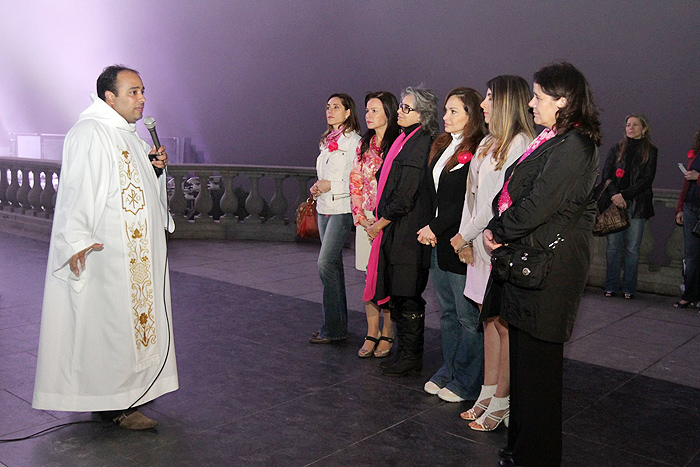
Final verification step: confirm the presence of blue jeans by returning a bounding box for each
[317,213,352,339]
[428,249,484,400]
[604,214,646,295]
[682,204,700,301]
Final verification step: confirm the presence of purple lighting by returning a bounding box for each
[1,0,699,190]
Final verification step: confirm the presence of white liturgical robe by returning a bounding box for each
[33,94,178,411]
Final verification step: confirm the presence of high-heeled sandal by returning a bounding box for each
[469,395,509,431]
[460,384,496,421]
[373,335,394,358]
[357,335,380,358]
[673,300,695,308]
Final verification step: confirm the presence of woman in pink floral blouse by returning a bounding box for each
[350,91,400,358]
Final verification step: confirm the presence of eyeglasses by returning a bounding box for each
[399,103,416,114]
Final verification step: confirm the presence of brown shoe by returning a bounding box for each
[113,410,158,430]
[309,335,332,344]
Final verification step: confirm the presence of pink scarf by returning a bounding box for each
[323,126,344,150]
[497,128,556,214]
[362,126,422,303]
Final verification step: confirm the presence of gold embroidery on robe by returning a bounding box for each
[119,150,145,215]
[119,148,156,349]
[126,221,156,348]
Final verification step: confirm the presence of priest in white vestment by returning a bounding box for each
[33,65,178,430]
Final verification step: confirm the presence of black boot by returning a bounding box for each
[379,306,403,369]
[381,311,424,376]
[378,350,400,369]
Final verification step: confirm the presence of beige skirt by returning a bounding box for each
[355,210,375,272]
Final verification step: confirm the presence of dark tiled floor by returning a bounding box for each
[1,232,700,466]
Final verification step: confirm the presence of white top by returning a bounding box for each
[432,133,465,216]
[459,132,531,263]
[433,133,464,189]
[315,131,362,215]
[33,94,178,411]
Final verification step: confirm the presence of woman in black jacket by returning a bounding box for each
[364,86,438,376]
[602,114,658,299]
[482,62,600,467]
[417,88,486,402]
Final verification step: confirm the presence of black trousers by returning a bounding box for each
[508,325,564,467]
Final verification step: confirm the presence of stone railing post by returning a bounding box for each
[28,169,43,214]
[244,172,265,223]
[40,169,57,217]
[0,166,9,207]
[219,172,239,221]
[167,172,188,218]
[193,171,214,222]
[268,174,289,224]
[17,168,31,213]
[295,175,312,210]
[6,167,19,210]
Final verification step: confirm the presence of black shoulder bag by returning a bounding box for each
[491,200,589,290]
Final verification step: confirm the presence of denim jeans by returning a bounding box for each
[428,250,484,400]
[682,204,700,301]
[317,213,352,339]
[604,214,646,295]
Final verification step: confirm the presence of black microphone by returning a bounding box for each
[143,116,163,176]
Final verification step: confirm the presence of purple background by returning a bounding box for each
[1,0,698,188]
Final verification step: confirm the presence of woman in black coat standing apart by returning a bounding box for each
[363,86,438,376]
[602,114,657,299]
[482,62,601,467]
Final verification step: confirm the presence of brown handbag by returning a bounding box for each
[295,196,319,238]
[593,180,629,236]
[594,203,629,236]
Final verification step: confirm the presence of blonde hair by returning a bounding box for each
[481,75,536,170]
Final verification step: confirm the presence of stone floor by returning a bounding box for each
[1,231,700,466]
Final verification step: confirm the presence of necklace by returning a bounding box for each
[370,134,381,154]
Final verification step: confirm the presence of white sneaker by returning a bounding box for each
[437,387,465,402]
[423,381,441,395]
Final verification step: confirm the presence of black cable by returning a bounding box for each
[0,166,173,442]
[0,421,103,443]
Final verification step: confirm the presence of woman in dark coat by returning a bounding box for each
[602,114,658,299]
[674,127,700,308]
[364,85,438,376]
[482,62,601,467]
[417,87,486,402]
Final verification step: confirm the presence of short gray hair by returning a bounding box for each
[401,85,439,138]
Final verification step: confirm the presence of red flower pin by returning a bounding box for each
[328,141,339,152]
[457,152,473,164]
[615,168,625,178]
[688,150,695,159]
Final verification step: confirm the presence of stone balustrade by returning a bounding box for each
[0,155,689,295]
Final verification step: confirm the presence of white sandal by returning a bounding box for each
[469,395,509,431]
[460,384,496,421]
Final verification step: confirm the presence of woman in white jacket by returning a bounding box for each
[450,76,535,431]
[309,93,362,344]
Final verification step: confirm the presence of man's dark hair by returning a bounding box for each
[96,65,139,101]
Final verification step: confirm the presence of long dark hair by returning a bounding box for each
[693,127,700,156]
[616,114,654,165]
[359,91,400,158]
[320,93,361,145]
[482,75,536,170]
[429,88,486,171]
[533,61,602,146]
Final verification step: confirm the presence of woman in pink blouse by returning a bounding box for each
[350,91,400,358]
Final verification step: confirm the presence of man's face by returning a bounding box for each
[105,71,145,123]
